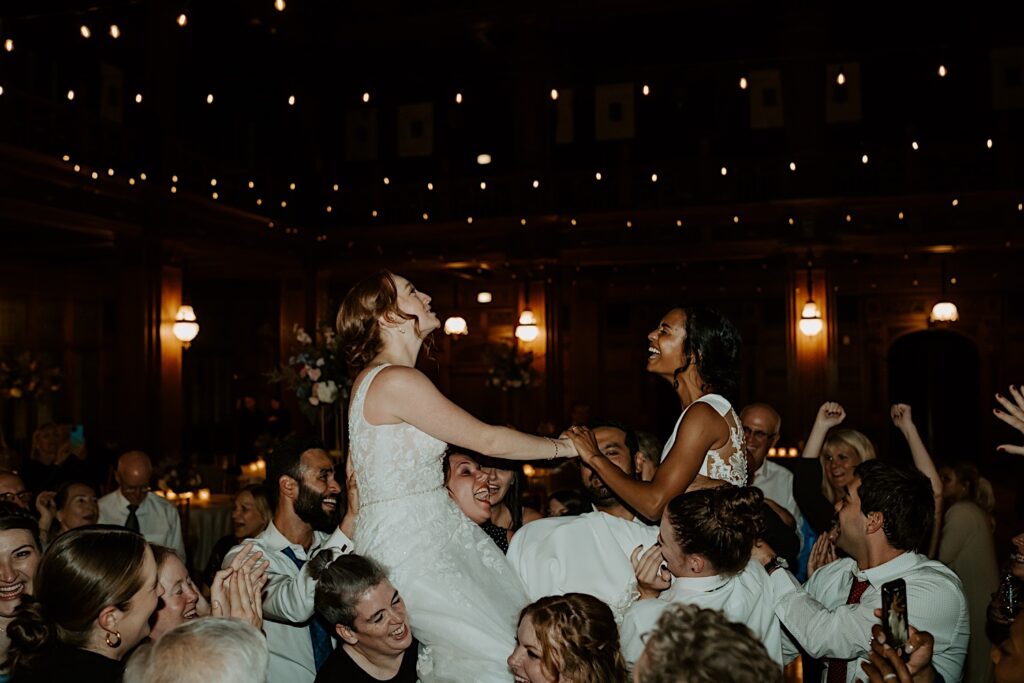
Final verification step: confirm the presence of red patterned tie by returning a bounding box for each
[825,578,871,683]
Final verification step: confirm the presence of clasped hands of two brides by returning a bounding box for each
[563,425,603,464]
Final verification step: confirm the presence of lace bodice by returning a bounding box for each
[660,394,747,487]
[348,363,447,507]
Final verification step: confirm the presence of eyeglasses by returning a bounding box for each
[0,491,34,503]
[122,486,151,495]
[742,426,778,442]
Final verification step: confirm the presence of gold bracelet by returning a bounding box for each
[548,437,559,460]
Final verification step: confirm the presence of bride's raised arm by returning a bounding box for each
[365,364,576,462]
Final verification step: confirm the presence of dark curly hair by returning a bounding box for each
[664,486,763,576]
[336,269,434,373]
[674,306,741,399]
[519,593,628,683]
[855,459,934,553]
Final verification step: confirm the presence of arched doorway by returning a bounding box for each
[887,329,979,462]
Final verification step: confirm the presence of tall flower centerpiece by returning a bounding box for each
[269,324,352,454]
[0,352,62,451]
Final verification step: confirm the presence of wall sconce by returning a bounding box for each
[798,263,823,337]
[444,316,469,336]
[172,305,200,348]
[929,260,959,323]
[515,309,539,342]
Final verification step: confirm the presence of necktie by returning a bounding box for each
[825,577,871,683]
[281,546,333,670]
[125,504,140,533]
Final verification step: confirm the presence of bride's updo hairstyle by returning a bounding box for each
[676,306,741,399]
[337,270,432,372]
[664,486,763,576]
[5,526,149,672]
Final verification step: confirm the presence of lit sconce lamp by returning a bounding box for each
[172,305,200,348]
[522,464,537,478]
[444,316,469,337]
[929,260,959,323]
[476,291,493,304]
[515,309,540,343]
[799,262,823,337]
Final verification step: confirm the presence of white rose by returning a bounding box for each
[316,380,338,404]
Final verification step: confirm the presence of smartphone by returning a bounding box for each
[69,424,85,449]
[881,578,909,655]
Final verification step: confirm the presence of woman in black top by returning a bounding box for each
[310,554,418,683]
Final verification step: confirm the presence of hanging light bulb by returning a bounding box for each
[443,316,469,336]
[476,291,493,304]
[799,262,823,336]
[930,261,959,323]
[176,13,188,27]
[274,0,286,10]
[80,25,91,38]
[109,24,121,39]
[172,305,200,347]
[515,309,540,342]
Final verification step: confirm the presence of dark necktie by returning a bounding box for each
[825,577,871,683]
[281,546,333,670]
[125,504,141,533]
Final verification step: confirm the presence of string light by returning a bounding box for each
[898,211,905,220]
[80,25,91,39]
[372,210,378,217]
[455,92,463,104]
[171,175,178,182]
[861,154,869,164]
[62,155,70,162]
[951,198,959,207]
[382,177,390,185]
[177,14,188,27]
[642,84,650,96]
[789,162,797,172]
[206,93,214,104]
[288,95,296,106]
[938,64,947,77]
[650,173,658,183]
[212,192,219,200]
[476,153,492,165]
[274,0,286,10]
[422,213,429,221]
[73,164,80,172]
[210,178,218,187]
[595,172,602,181]
[550,89,559,101]
[128,178,135,185]
[332,183,339,191]
[912,140,919,150]
[140,173,147,181]
[109,25,121,39]
[788,217,795,225]
[836,71,846,86]
[326,205,332,213]
[676,219,683,227]
[986,138,993,149]
[625,220,632,228]
[846,214,852,222]
[570,219,577,226]
[134,93,142,103]
[248,181,255,189]
[521,218,527,226]
[532,180,540,189]
[67,90,75,101]
[479,181,487,190]
[90,171,99,179]
[733,215,740,224]
[0,86,4,96]
[362,92,370,103]
[170,186,177,193]
[107,168,114,176]
[280,200,287,208]
[256,198,262,205]
[4,39,13,53]
[720,166,728,176]
[289,182,296,190]
[739,77,748,90]
[466,216,473,224]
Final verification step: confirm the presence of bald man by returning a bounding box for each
[98,451,185,556]
[740,404,802,529]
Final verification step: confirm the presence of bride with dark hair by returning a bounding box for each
[337,270,577,682]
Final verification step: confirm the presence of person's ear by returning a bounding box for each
[865,510,885,535]
[97,605,120,636]
[690,554,706,575]
[336,623,358,645]
[280,474,299,502]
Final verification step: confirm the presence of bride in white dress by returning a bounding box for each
[568,306,745,522]
[337,270,577,683]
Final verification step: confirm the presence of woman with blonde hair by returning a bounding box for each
[507,593,627,683]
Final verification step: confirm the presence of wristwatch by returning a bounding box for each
[765,555,789,575]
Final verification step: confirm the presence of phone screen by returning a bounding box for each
[881,578,909,654]
[69,424,85,448]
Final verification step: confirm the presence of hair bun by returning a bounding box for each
[5,597,55,672]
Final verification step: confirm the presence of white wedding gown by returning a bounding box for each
[348,363,527,682]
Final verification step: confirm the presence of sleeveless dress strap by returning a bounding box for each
[350,363,391,428]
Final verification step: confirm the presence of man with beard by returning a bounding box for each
[225,436,354,683]
[507,421,658,621]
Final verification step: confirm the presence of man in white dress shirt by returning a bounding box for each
[507,422,657,620]
[225,436,354,683]
[98,451,185,557]
[741,403,803,531]
[762,459,969,683]
[620,486,783,666]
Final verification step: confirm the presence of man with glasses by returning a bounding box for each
[0,469,56,543]
[98,450,185,556]
[740,403,802,531]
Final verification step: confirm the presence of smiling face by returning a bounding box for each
[446,453,492,524]
[0,528,39,618]
[292,449,342,533]
[57,483,99,532]
[341,579,413,657]
[508,614,557,683]
[390,274,440,337]
[646,308,689,379]
[116,546,164,651]
[740,405,780,474]
[149,553,201,641]
[580,426,635,508]
[483,466,514,507]
[231,490,267,539]
[822,443,862,492]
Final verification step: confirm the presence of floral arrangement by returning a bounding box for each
[269,323,352,423]
[0,352,62,401]
[484,342,536,391]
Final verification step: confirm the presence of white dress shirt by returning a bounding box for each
[507,510,658,621]
[753,459,805,549]
[98,489,185,557]
[620,559,785,666]
[226,521,353,683]
[770,552,969,683]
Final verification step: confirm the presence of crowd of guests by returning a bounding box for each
[0,386,1020,681]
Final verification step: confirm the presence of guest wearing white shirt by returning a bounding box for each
[762,459,969,683]
[620,486,784,665]
[507,422,657,621]
[225,436,355,683]
[741,404,803,528]
[98,451,185,557]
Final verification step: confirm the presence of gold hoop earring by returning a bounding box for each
[105,631,122,648]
